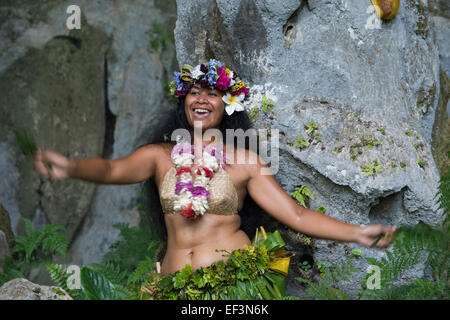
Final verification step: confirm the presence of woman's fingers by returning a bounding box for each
[375,226,396,248]
[42,150,70,168]
[32,149,70,179]
[361,224,397,248]
[32,150,51,178]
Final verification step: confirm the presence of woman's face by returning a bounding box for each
[184,85,225,131]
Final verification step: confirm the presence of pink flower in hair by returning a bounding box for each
[215,67,231,91]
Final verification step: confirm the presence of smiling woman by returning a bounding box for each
[185,85,225,130]
[169,60,251,133]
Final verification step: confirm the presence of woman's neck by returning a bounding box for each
[189,129,222,147]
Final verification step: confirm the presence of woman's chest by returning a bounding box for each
[157,165,248,213]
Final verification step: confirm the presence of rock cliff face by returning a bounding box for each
[0,0,177,270]
[0,0,447,297]
[175,0,447,295]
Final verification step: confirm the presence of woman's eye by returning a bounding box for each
[209,93,217,96]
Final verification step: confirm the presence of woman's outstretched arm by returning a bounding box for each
[245,150,396,248]
[32,144,160,185]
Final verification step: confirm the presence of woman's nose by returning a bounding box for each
[196,93,208,103]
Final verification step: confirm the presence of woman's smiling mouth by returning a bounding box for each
[192,108,212,119]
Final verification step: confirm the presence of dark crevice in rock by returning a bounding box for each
[34,180,49,229]
[102,55,115,159]
[203,0,234,67]
[368,187,408,225]
[298,252,314,269]
[283,1,309,49]
[52,35,81,49]
[282,0,314,45]
[232,0,268,77]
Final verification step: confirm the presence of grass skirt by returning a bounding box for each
[140,228,290,300]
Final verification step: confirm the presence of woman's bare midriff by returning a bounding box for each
[161,212,251,275]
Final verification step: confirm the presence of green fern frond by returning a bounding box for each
[290,185,314,208]
[127,256,155,285]
[296,258,358,300]
[74,215,163,298]
[46,264,81,299]
[358,222,449,300]
[10,219,68,264]
[393,223,449,279]
[400,278,449,300]
[435,168,449,226]
[360,278,449,300]
[47,264,68,288]
[102,223,163,273]
[0,256,25,286]
[88,262,129,286]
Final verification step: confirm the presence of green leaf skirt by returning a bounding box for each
[140,229,290,300]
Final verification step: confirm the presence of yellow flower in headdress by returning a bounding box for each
[179,64,195,83]
[234,81,245,91]
[180,70,192,82]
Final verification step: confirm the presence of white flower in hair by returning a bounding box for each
[222,93,245,116]
[191,64,205,79]
[227,70,236,87]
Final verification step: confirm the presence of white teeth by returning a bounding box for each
[194,109,211,114]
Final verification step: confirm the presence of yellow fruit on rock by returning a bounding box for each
[370,0,400,20]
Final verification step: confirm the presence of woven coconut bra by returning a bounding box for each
[159,151,239,216]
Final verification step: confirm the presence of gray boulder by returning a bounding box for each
[0,278,72,300]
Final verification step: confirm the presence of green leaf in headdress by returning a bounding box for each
[182,64,194,72]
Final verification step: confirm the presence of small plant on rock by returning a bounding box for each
[290,185,314,208]
[360,158,383,177]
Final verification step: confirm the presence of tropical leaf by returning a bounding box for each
[80,266,132,300]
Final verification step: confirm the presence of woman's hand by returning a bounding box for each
[356,224,397,248]
[32,149,73,180]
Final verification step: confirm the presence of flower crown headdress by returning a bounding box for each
[169,59,251,115]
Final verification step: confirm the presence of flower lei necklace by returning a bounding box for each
[171,140,227,220]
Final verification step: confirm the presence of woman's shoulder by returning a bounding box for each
[138,142,175,152]
[224,146,265,167]
[133,143,175,164]
[158,142,176,152]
